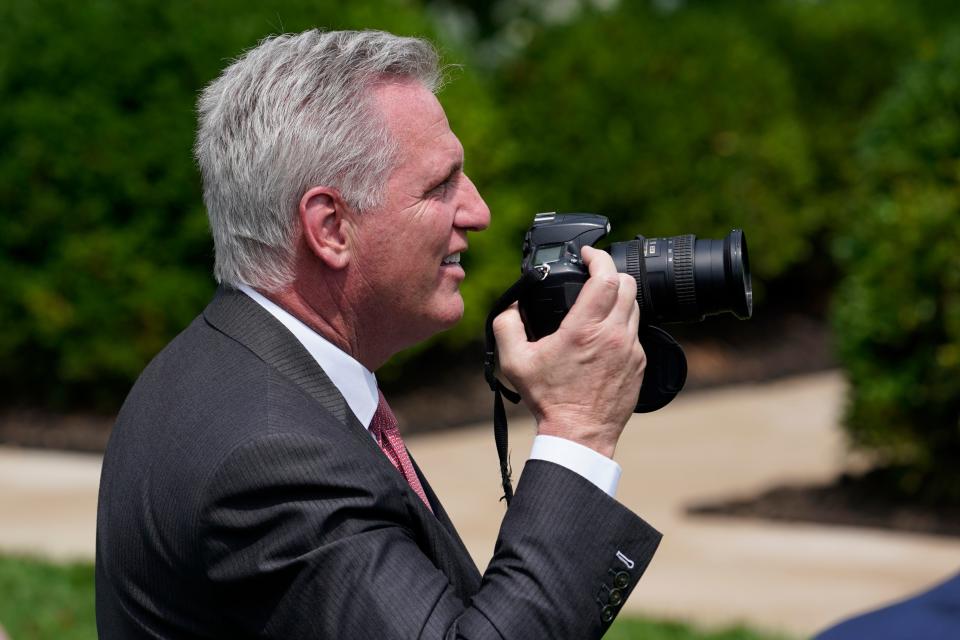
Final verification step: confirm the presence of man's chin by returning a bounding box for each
[432,295,465,332]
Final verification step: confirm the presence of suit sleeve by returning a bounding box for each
[198,432,661,639]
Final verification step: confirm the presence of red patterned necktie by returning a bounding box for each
[369,390,433,513]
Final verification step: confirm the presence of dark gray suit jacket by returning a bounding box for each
[95,287,661,638]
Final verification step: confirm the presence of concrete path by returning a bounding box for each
[0,445,101,559]
[1,370,958,636]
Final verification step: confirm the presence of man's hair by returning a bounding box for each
[195,29,441,291]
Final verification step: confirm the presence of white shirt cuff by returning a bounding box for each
[529,435,621,498]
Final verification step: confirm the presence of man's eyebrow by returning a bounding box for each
[426,161,462,193]
[439,161,463,182]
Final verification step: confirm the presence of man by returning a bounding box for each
[96,29,659,638]
[815,571,960,639]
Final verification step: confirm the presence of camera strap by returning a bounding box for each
[483,272,537,507]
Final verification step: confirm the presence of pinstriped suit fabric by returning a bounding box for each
[95,287,661,638]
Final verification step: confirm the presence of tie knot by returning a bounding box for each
[371,390,399,442]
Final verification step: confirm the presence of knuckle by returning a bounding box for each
[600,274,620,290]
[603,329,630,355]
[635,347,648,369]
[499,351,528,380]
[567,321,604,350]
[602,333,621,353]
[571,326,600,349]
[613,328,632,348]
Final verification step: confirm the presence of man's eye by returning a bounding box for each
[427,173,458,197]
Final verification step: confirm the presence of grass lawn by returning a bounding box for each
[0,555,95,640]
[0,554,792,639]
[605,618,793,640]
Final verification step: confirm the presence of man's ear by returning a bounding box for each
[299,186,353,270]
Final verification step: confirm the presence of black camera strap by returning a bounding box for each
[483,272,538,507]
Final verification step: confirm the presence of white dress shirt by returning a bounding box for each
[238,284,621,497]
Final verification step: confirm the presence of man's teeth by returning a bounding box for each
[441,252,461,265]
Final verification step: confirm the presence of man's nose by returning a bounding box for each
[455,174,491,231]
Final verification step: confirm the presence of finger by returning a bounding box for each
[564,246,620,325]
[626,292,641,336]
[581,245,617,278]
[492,303,529,358]
[607,273,638,325]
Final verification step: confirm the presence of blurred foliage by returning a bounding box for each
[831,29,960,501]
[493,2,816,288]
[448,0,955,341]
[0,0,492,408]
[3,0,960,419]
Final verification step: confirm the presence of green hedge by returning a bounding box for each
[0,0,492,409]
[832,29,960,499]
[3,0,960,412]
[493,3,815,286]
[479,0,947,300]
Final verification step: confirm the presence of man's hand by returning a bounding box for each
[493,246,647,459]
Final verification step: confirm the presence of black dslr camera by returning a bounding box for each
[482,212,752,502]
[518,212,752,412]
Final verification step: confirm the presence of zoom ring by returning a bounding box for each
[625,241,646,312]
[673,234,696,310]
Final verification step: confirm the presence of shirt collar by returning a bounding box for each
[236,284,380,429]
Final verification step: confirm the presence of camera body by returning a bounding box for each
[519,212,611,340]
[517,212,752,412]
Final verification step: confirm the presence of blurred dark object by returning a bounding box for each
[814,571,960,640]
[0,410,112,452]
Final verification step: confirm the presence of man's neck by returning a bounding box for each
[254,283,390,371]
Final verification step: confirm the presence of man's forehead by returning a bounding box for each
[372,79,459,157]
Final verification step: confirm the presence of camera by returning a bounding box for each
[518,212,752,412]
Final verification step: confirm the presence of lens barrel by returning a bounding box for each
[609,229,752,324]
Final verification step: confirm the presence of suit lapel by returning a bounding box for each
[203,286,353,424]
[411,457,464,540]
[203,287,482,596]
[409,455,483,598]
[204,286,402,465]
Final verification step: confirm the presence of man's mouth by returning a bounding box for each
[441,252,461,266]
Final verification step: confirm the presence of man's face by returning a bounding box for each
[347,80,491,352]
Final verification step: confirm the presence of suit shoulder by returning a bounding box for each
[112,311,339,456]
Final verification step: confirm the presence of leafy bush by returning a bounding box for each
[3,0,960,413]
[832,30,960,500]
[491,2,817,293]
[0,0,494,409]
[746,0,929,237]
[443,0,959,348]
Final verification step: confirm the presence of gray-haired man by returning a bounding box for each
[96,29,660,638]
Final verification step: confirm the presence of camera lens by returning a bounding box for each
[608,229,752,324]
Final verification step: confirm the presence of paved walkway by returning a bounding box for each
[1,371,958,636]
